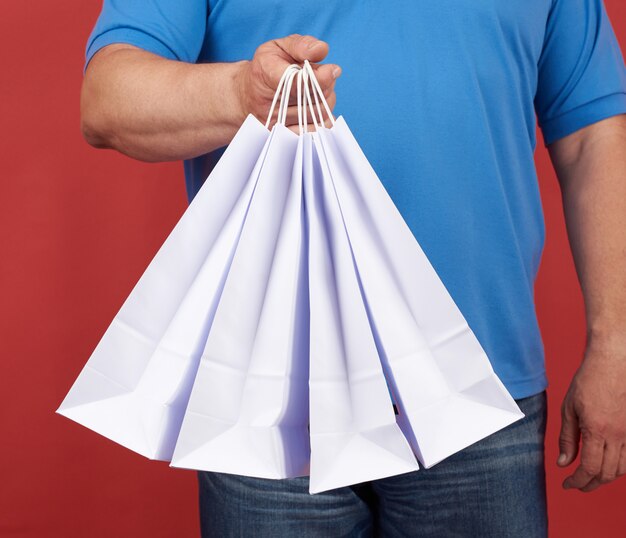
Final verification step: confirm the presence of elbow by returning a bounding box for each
[79,70,158,162]
[80,117,110,149]
[80,84,113,150]
[79,45,134,151]
[79,99,163,163]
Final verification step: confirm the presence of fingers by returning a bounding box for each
[311,62,342,96]
[266,93,337,129]
[579,442,622,492]
[279,78,337,109]
[272,34,329,63]
[599,442,621,483]
[286,122,330,134]
[249,36,341,125]
[618,444,626,477]
[558,402,581,467]
[266,106,301,128]
[266,61,340,102]
[256,35,341,95]
[563,432,604,490]
[556,358,626,494]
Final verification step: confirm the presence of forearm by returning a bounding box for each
[548,115,626,348]
[80,45,247,162]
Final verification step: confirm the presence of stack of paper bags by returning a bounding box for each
[57,61,523,494]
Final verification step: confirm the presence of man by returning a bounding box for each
[80,0,626,536]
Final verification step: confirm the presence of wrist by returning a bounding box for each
[194,60,250,151]
[231,59,252,127]
[585,323,626,361]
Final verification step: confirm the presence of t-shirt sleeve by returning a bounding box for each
[85,0,207,69]
[534,0,626,145]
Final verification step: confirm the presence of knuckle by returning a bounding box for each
[322,82,336,97]
[327,94,337,110]
[581,462,600,476]
[595,422,609,436]
[256,40,276,57]
[255,42,269,54]
[250,58,265,78]
[298,34,315,46]
[599,473,615,484]
[254,61,277,91]
[613,426,626,439]
[581,424,605,440]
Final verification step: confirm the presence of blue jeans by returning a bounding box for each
[197,391,547,537]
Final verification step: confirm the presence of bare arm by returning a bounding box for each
[81,35,341,162]
[548,113,626,492]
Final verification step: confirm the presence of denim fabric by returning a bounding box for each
[197,391,547,538]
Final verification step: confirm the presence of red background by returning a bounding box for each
[1,2,625,536]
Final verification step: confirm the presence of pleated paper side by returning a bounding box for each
[320,118,524,468]
[56,115,271,460]
[305,132,418,494]
[170,125,309,479]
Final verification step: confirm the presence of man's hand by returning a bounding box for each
[558,338,626,492]
[81,34,340,162]
[236,34,341,129]
[548,114,626,493]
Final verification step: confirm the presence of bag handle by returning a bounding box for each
[278,66,300,126]
[264,64,300,129]
[303,60,335,129]
[297,66,318,134]
[264,61,336,132]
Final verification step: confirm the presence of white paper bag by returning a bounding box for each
[56,115,271,460]
[303,129,418,494]
[170,124,310,478]
[57,61,524,494]
[313,112,524,468]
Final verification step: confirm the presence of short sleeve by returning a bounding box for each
[535,0,626,145]
[85,0,208,69]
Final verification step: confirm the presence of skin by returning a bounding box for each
[81,33,626,493]
[80,34,340,161]
[548,113,626,493]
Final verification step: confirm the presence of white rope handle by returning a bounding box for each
[297,66,322,134]
[264,64,300,129]
[277,67,299,125]
[303,60,335,127]
[303,66,321,131]
[297,68,304,133]
[265,61,336,132]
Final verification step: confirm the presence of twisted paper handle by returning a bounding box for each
[264,61,335,134]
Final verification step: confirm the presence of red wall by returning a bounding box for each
[1,2,625,536]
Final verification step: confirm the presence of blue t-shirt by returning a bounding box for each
[86,0,626,399]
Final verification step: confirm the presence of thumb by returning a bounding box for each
[273,34,329,63]
[558,403,580,466]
